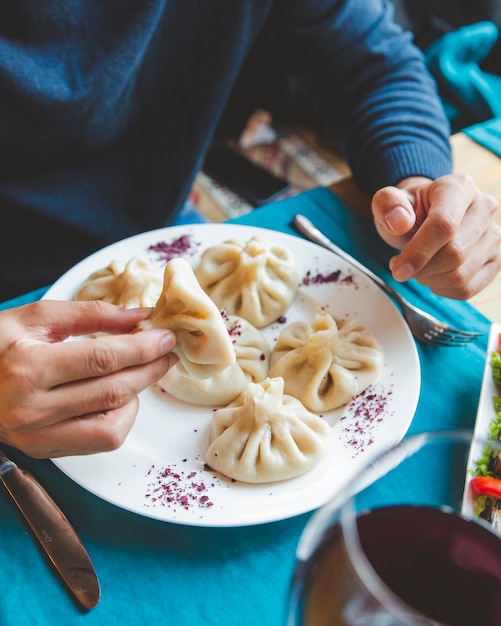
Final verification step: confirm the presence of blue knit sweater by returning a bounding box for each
[0,0,451,296]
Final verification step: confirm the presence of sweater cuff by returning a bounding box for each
[354,141,453,195]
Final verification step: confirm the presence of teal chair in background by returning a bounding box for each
[425,21,501,131]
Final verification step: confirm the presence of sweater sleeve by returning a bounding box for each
[265,0,452,194]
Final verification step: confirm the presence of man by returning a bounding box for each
[0,0,499,458]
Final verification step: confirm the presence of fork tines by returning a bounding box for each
[425,327,483,345]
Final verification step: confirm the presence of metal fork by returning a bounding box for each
[293,214,483,346]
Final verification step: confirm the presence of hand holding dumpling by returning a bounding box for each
[136,257,235,379]
[0,300,177,458]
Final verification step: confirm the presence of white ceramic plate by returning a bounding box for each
[44,223,420,527]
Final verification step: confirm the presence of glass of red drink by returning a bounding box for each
[287,430,501,625]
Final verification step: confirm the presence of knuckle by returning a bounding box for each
[448,268,474,300]
[433,212,457,240]
[2,341,37,382]
[94,414,129,451]
[443,239,467,268]
[1,399,41,434]
[85,343,119,376]
[1,409,31,432]
[456,283,474,301]
[82,299,114,316]
[102,379,132,410]
[439,172,474,191]
[454,172,474,188]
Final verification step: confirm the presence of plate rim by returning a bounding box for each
[44,222,421,527]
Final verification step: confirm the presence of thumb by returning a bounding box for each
[371,187,416,247]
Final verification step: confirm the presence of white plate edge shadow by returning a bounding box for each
[43,223,421,527]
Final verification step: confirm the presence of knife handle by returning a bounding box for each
[0,456,100,609]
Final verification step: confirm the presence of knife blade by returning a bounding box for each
[0,449,100,609]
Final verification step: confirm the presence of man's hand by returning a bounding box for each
[0,300,177,458]
[371,174,501,299]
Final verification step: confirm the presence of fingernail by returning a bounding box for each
[159,331,176,353]
[392,262,415,282]
[385,205,410,231]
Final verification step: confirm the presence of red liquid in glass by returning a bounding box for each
[301,505,501,625]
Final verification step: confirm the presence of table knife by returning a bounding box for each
[0,448,100,609]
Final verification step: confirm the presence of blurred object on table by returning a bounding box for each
[389,1,501,74]
[425,21,501,131]
[237,108,277,149]
[192,118,349,223]
[201,142,291,208]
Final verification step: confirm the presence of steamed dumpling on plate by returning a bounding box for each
[158,314,271,406]
[194,235,299,328]
[74,257,163,308]
[136,257,235,380]
[269,313,383,412]
[205,377,332,483]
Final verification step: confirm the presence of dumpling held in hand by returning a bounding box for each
[136,257,235,379]
[159,314,271,406]
[194,235,299,328]
[74,257,163,308]
[269,313,383,411]
[205,377,332,483]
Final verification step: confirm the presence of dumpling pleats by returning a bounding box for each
[136,257,235,379]
[205,377,332,483]
[269,314,383,411]
[75,257,163,308]
[159,314,271,405]
[195,236,299,328]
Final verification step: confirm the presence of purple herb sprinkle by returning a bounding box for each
[144,464,218,512]
[302,269,356,287]
[148,233,201,262]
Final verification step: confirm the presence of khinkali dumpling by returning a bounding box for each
[158,314,271,405]
[136,257,235,379]
[75,257,163,308]
[194,235,299,328]
[269,313,383,411]
[205,377,332,483]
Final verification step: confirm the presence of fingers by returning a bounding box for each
[35,327,177,388]
[14,299,154,342]
[372,174,501,299]
[0,300,179,457]
[372,185,417,249]
[411,222,501,299]
[389,176,474,281]
[43,346,177,426]
[4,329,177,430]
[4,400,141,459]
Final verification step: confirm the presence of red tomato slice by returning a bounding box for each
[470,475,501,499]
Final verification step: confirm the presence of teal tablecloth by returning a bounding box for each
[0,187,490,626]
